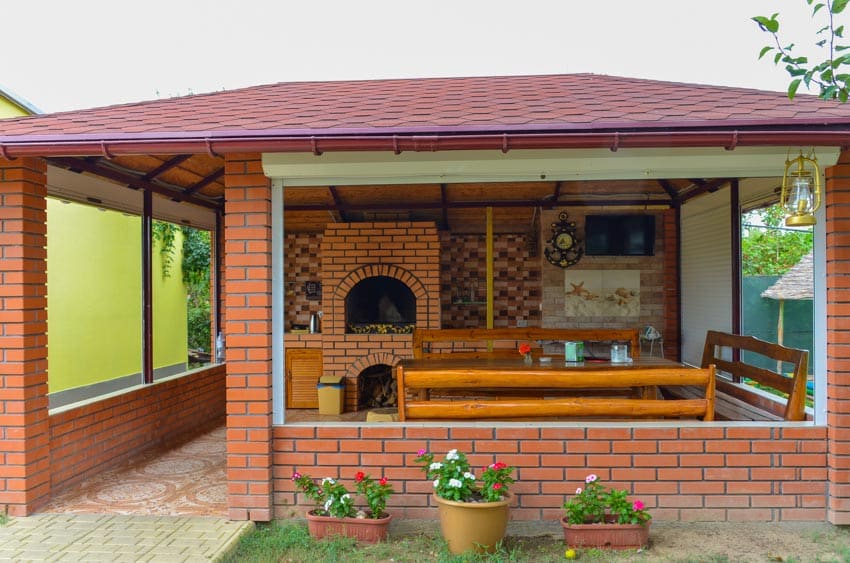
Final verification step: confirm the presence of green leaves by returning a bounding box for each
[752,14,780,32]
[754,1,850,101]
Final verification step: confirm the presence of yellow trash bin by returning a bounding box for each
[317,375,345,415]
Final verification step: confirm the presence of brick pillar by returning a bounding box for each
[0,157,49,516]
[825,153,850,525]
[224,153,273,521]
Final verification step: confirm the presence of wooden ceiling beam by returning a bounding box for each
[285,198,673,212]
[440,183,450,230]
[173,167,224,202]
[679,178,732,204]
[328,186,348,222]
[656,179,679,201]
[143,154,192,181]
[48,156,221,210]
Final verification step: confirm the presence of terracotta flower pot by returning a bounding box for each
[305,511,391,544]
[561,517,650,550]
[433,493,511,554]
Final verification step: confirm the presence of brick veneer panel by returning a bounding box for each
[540,209,668,345]
[272,424,827,522]
[661,209,680,360]
[826,159,850,525]
[224,153,273,521]
[440,233,542,328]
[284,233,322,329]
[0,157,50,516]
[49,365,225,493]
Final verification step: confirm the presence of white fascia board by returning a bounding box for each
[46,166,217,230]
[263,146,841,186]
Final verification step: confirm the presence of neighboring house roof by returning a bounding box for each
[1,74,850,158]
[0,84,41,116]
[761,251,814,301]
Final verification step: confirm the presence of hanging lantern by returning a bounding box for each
[780,150,822,227]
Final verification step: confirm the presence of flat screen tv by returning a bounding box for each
[584,214,656,256]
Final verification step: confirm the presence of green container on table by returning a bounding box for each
[564,341,584,363]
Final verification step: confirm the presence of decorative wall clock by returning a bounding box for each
[544,212,583,268]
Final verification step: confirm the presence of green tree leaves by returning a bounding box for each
[754,1,850,101]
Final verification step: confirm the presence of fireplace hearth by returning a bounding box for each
[345,276,416,334]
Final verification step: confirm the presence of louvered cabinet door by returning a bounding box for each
[285,348,323,408]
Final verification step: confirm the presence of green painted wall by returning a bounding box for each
[46,199,188,393]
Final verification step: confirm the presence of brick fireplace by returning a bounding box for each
[292,221,441,411]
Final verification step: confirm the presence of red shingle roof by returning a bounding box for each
[2,73,849,138]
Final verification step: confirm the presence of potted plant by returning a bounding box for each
[561,474,652,550]
[415,448,515,554]
[291,471,394,543]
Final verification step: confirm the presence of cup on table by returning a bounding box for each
[610,344,629,363]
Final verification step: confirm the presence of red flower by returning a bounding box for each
[518,343,532,355]
[355,471,365,482]
[491,462,507,470]
[379,477,388,486]
[493,483,502,490]
[291,472,301,481]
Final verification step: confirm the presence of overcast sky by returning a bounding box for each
[0,0,828,113]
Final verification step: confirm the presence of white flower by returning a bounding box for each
[464,472,475,480]
[322,477,335,485]
[585,474,597,483]
[448,478,463,488]
[342,493,350,501]
[429,462,443,471]
[433,479,439,488]
[446,449,459,460]
[324,498,333,511]
[576,487,582,494]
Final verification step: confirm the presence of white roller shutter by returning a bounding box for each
[681,189,733,365]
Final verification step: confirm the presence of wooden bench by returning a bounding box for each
[396,359,716,421]
[412,327,642,360]
[662,330,809,421]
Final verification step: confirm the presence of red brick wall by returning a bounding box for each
[319,223,441,409]
[224,153,273,521]
[50,365,225,493]
[825,156,850,525]
[0,157,49,516]
[273,424,826,522]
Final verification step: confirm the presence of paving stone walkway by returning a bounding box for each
[0,513,253,562]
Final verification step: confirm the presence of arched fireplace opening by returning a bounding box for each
[345,276,416,334]
[357,364,397,409]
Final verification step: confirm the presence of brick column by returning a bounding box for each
[825,154,850,525]
[224,153,273,521]
[0,157,49,516]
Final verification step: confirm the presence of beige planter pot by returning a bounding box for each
[433,493,511,554]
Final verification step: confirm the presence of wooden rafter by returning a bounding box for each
[328,186,347,222]
[173,167,224,202]
[48,157,221,210]
[142,154,192,181]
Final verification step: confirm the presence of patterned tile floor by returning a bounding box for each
[44,425,227,517]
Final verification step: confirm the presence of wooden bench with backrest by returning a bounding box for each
[412,327,641,360]
[662,330,809,421]
[396,361,716,421]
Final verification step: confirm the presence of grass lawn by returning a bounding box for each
[222,520,614,562]
[223,520,850,563]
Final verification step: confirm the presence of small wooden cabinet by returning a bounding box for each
[285,348,323,408]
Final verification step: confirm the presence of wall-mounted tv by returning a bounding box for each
[584,214,656,256]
